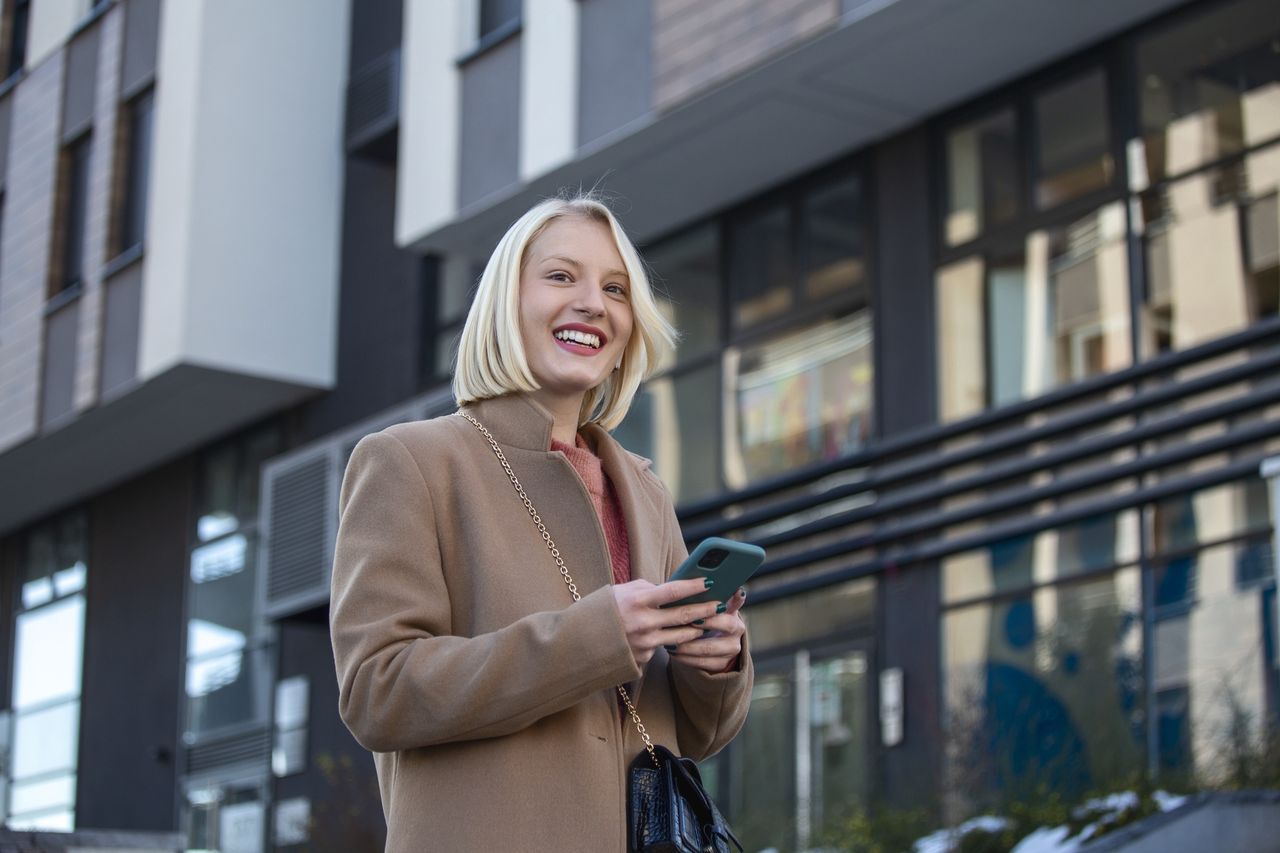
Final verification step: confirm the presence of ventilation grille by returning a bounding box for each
[186,728,271,776]
[265,452,333,610]
[347,48,400,152]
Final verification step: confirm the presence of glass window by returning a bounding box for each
[943,511,1140,604]
[729,202,793,330]
[937,201,1131,417]
[186,645,271,737]
[1034,70,1114,208]
[1135,0,1280,186]
[478,0,520,40]
[7,512,87,829]
[5,0,29,79]
[945,109,1019,246]
[186,781,266,853]
[731,672,795,850]
[1150,478,1272,555]
[943,568,1146,805]
[724,310,874,488]
[646,224,720,365]
[745,578,875,651]
[615,363,720,504]
[802,175,868,303]
[272,677,309,778]
[118,88,154,254]
[55,134,92,295]
[189,534,257,638]
[1152,537,1277,784]
[1140,143,1280,355]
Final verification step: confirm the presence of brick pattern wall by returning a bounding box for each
[74,6,124,412]
[652,0,837,111]
[0,59,64,452]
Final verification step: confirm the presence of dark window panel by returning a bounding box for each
[119,89,154,253]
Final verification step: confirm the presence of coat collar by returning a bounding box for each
[459,394,557,452]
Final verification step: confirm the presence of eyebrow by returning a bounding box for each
[543,255,630,280]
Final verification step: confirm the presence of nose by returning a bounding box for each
[572,282,606,318]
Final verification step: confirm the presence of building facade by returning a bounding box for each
[0,0,1277,850]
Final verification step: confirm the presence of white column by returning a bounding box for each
[519,0,579,180]
[396,0,464,247]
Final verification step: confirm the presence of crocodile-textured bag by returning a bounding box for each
[456,412,743,853]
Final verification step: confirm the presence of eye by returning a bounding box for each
[605,283,629,297]
[547,271,572,283]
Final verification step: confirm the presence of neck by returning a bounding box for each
[527,389,583,445]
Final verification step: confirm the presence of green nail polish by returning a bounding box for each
[703,578,715,589]
[716,603,727,614]
[693,619,705,625]
[664,644,676,653]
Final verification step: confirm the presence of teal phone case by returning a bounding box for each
[661,537,766,607]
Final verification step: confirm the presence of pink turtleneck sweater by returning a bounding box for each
[551,434,631,585]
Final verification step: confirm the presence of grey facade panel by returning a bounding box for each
[458,36,521,209]
[41,300,79,426]
[873,126,936,435]
[0,95,10,182]
[121,0,161,97]
[100,260,141,396]
[79,459,189,831]
[578,0,652,149]
[62,26,101,143]
[0,58,62,451]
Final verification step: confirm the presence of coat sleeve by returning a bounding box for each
[657,482,755,762]
[330,431,642,754]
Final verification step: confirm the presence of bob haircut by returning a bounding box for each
[453,193,677,431]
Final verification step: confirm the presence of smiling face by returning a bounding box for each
[518,215,634,417]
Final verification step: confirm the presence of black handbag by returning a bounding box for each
[628,744,743,853]
[457,412,744,853]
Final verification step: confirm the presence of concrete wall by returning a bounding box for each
[141,0,348,387]
[652,0,837,110]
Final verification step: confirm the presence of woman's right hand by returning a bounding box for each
[611,579,723,666]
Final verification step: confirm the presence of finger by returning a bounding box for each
[658,625,712,650]
[671,635,741,659]
[649,577,718,607]
[692,613,744,635]
[725,586,747,615]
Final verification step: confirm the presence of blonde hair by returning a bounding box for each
[453,193,676,430]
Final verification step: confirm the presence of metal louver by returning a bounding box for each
[259,388,455,621]
[262,448,334,617]
[346,47,400,154]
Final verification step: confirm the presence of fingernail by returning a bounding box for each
[738,586,747,597]
[664,644,677,653]
[716,603,727,614]
[693,619,705,625]
[703,578,715,589]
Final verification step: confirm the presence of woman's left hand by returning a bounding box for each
[667,586,747,673]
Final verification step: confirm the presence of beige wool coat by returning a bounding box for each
[330,393,754,852]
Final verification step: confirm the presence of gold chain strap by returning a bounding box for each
[454,411,659,768]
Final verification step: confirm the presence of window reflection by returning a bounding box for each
[725,311,873,489]
[937,202,1131,418]
[943,569,1145,806]
[1153,537,1277,784]
[614,363,720,504]
[942,511,1140,604]
[729,203,792,329]
[803,175,867,302]
[646,224,720,365]
[1035,70,1114,208]
[186,782,265,853]
[186,646,270,738]
[731,673,795,851]
[1140,144,1280,355]
[945,109,1019,246]
[1135,0,1280,185]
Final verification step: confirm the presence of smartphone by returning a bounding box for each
[661,537,766,608]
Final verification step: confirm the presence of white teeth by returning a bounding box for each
[554,329,601,348]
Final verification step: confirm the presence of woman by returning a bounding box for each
[330,194,753,852]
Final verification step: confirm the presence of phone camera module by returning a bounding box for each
[699,548,729,569]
